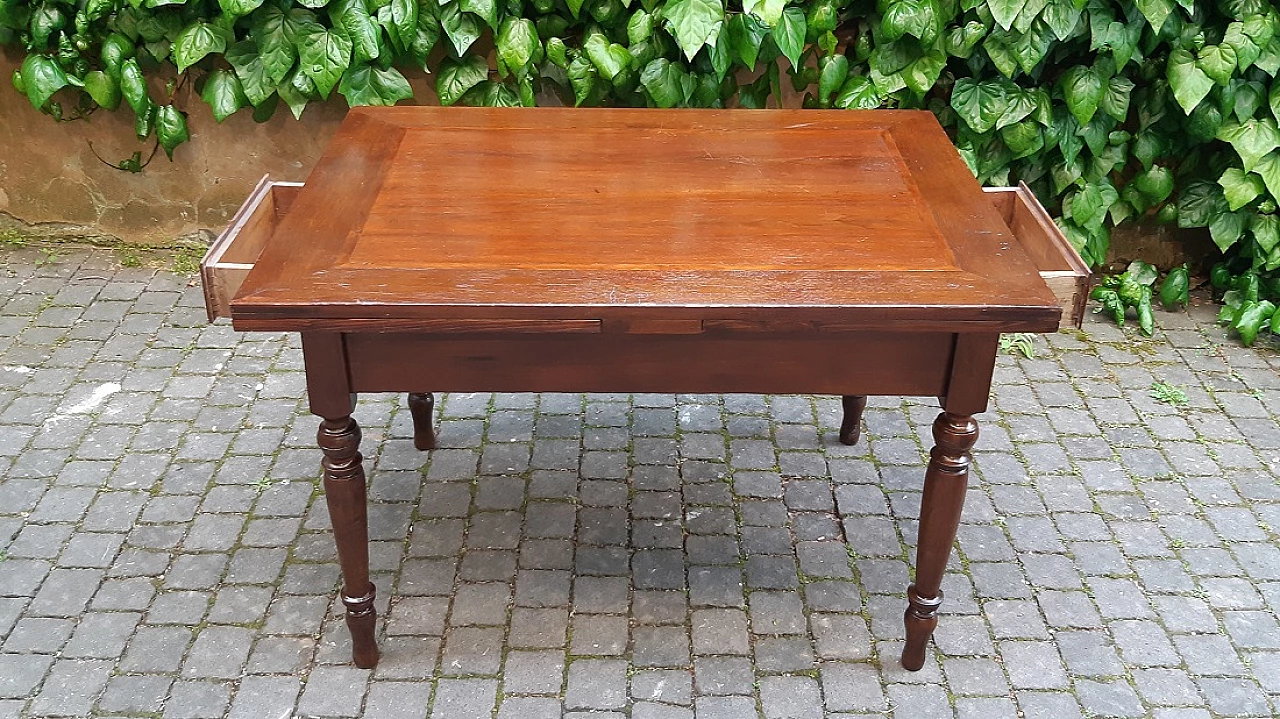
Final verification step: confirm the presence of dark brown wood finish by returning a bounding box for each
[407,393,436,451]
[839,395,868,445]
[229,108,1066,671]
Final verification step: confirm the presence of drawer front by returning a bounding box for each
[985,184,1091,329]
[200,177,302,322]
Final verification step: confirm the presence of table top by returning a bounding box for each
[233,108,1061,332]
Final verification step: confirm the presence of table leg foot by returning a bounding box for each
[319,415,380,668]
[900,411,977,671]
[407,392,437,451]
[343,586,380,669]
[839,395,867,445]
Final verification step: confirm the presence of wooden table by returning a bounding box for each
[223,107,1069,671]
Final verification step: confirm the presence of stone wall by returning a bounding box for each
[0,47,360,245]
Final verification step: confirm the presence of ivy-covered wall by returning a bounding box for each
[2,0,1279,274]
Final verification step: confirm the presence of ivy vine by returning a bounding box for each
[4,0,1280,282]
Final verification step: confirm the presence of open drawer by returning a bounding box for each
[200,176,302,322]
[985,183,1091,329]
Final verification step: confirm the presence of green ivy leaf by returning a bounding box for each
[408,8,441,68]
[989,0,1028,31]
[951,78,1011,133]
[440,2,481,56]
[226,41,276,105]
[1132,165,1174,204]
[1253,151,1280,202]
[201,68,247,121]
[640,57,693,107]
[497,17,540,75]
[83,70,121,110]
[627,9,653,44]
[339,63,412,105]
[834,75,880,108]
[29,4,65,48]
[1244,12,1275,49]
[742,0,783,26]
[663,0,723,61]
[997,85,1037,128]
[728,12,767,69]
[219,0,265,17]
[584,32,630,82]
[1187,101,1224,142]
[902,47,946,95]
[1099,75,1133,121]
[251,7,298,85]
[19,54,68,108]
[436,54,487,105]
[1253,212,1280,253]
[1135,0,1173,32]
[462,80,521,106]
[983,31,1018,78]
[708,22,731,80]
[1177,180,1230,228]
[278,68,312,118]
[460,0,496,29]
[999,119,1043,159]
[1011,0,1046,34]
[883,0,938,45]
[567,54,597,106]
[1218,118,1280,172]
[545,37,567,68]
[1168,48,1214,114]
[119,57,149,114]
[297,26,352,98]
[1041,0,1081,41]
[944,21,986,58]
[330,0,380,62]
[1211,210,1248,252]
[1011,19,1053,73]
[816,53,847,105]
[1197,44,1238,86]
[1224,21,1261,69]
[1232,79,1265,121]
[772,7,805,68]
[389,0,417,48]
[1220,167,1266,210]
[1070,183,1105,228]
[155,104,189,159]
[173,22,228,73]
[1060,65,1103,127]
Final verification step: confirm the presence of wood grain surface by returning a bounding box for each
[231,108,1061,333]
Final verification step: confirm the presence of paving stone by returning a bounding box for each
[693,657,754,696]
[502,650,566,695]
[98,674,174,715]
[297,666,371,718]
[759,675,823,719]
[0,652,54,698]
[564,659,628,710]
[29,658,113,716]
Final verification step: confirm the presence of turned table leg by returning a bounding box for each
[839,395,867,445]
[319,416,379,668]
[407,392,437,450]
[902,411,978,670]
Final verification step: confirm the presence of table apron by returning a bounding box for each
[341,331,955,396]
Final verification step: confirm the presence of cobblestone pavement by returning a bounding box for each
[1,246,1279,719]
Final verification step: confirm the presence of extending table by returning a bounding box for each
[205,107,1084,671]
